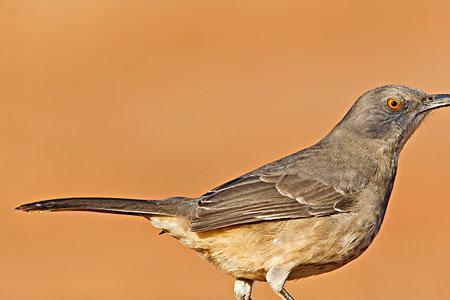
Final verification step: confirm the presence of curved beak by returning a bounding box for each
[420,94,450,113]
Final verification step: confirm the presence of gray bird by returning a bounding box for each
[17,85,450,300]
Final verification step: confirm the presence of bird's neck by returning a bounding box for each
[318,126,401,191]
[319,127,401,215]
[322,126,401,164]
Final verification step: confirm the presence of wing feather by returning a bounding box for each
[190,174,355,232]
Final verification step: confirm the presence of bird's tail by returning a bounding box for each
[15,196,191,217]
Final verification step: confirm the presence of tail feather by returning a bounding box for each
[16,197,189,217]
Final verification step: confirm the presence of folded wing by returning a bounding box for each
[190,174,356,232]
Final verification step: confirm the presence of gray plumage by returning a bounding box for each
[16,85,450,300]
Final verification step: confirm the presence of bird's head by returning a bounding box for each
[333,85,450,151]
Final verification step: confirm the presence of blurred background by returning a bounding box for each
[2,1,450,299]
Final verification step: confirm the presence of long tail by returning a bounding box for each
[16,196,191,217]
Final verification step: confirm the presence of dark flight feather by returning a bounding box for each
[190,174,355,232]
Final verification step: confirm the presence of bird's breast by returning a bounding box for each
[285,211,382,279]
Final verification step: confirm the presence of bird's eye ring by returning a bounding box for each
[387,98,401,111]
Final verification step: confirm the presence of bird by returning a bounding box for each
[16,85,450,300]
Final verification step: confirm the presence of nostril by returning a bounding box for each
[427,96,433,100]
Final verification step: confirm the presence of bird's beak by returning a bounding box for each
[419,94,450,113]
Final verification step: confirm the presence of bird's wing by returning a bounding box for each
[190,174,355,232]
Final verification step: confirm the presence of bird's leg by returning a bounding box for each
[266,267,295,300]
[278,289,295,300]
[233,278,253,300]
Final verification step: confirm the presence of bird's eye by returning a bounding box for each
[387,98,401,111]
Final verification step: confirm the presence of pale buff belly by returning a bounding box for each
[149,212,381,281]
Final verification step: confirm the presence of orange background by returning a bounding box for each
[2,1,450,299]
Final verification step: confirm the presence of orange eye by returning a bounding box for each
[387,98,401,111]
